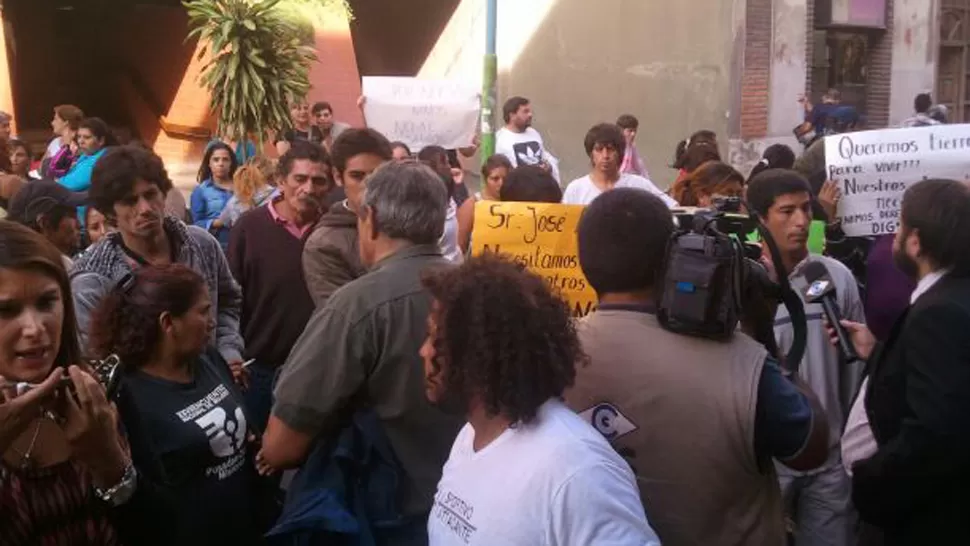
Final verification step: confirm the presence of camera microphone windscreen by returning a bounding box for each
[799,261,861,364]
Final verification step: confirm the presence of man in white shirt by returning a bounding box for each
[563,123,677,207]
[420,255,660,546]
[494,96,560,182]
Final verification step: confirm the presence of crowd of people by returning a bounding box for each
[0,87,967,546]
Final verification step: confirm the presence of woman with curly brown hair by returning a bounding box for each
[421,254,660,546]
[88,264,272,546]
[669,160,746,208]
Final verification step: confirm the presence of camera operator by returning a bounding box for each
[565,188,829,546]
[747,169,866,546]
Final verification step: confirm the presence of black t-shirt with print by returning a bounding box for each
[121,354,261,544]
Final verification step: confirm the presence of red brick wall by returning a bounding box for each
[741,0,773,139]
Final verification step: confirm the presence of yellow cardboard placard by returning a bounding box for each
[471,201,597,317]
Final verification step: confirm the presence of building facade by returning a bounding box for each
[0,0,943,190]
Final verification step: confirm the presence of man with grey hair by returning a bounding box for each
[260,160,464,537]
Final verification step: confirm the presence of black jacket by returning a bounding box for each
[854,274,970,544]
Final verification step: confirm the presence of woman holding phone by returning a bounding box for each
[0,221,130,545]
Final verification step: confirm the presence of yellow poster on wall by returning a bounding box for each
[471,201,597,317]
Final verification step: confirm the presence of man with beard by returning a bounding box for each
[495,96,559,182]
[838,179,970,545]
[747,169,866,546]
[562,123,675,207]
[227,141,335,429]
[72,145,244,369]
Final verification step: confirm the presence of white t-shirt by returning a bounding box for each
[439,198,464,264]
[496,126,547,168]
[562,173,679,208]
[428,399,660,546]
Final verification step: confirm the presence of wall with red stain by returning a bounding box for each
[888,0,937,125]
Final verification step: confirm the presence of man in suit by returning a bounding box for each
[838,178,970,544]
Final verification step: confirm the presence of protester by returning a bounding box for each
[500,165,562,203]
[261,161,463,540]
[88,264,271,546]
[862,235,916,341]
[43,104,84,165]
[417,145,464,263]
[900,93,940,127]
[218,159,276,230]
[927,103,948,123]
[190,141,239,251]
[495,96,558,181]
[0,221,129,545]
[457,154,511,252]
[839,179,970,545]
[747,143,796,182]
[672,130,717,167]
[565,188,828,544]
[7,180,84,268]
[421,254,661,545]
[0,174,24,219]
[71,145,244,374]
[616,114,649,177]
[312,101,350,153]
[391,141,412,161]
[0,111,12,142]
[563,123,676,207]
[747,169,865,546]
[58,117,114,193]
[799,88,842,136]
[84,207,113,248]
[668,160,745,207]
[302,128,392,308]
[275,98,322,156]
[8,139,33,180]
[228,141,334,429]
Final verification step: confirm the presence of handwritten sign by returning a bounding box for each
[471,201,597,317]
[362,77,479,151]
[825,124,970,237]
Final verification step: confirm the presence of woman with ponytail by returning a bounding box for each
[746,144,795,183]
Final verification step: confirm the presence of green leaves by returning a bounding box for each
[183,0,319,147]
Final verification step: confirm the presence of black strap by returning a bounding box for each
[111,231,179,266]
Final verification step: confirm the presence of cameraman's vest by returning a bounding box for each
[566,309,785,546]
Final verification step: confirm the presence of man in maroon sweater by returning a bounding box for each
[228,141,335,429]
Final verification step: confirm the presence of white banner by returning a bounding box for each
[362,77,479,151]
[825,124,970,237]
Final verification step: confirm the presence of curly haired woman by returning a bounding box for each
[420,254,661,546]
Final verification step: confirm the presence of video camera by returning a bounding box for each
[657,197,807,370]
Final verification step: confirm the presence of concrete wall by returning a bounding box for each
[419,0,744,188]
[888,0,938,125]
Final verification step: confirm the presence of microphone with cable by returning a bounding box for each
[800,261,863,364]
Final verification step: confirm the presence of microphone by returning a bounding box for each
[801,261,862,364]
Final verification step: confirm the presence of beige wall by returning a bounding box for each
[420,0,745,188]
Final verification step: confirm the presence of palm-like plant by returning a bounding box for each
[184,0,318,150]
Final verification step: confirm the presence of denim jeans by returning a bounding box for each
[243,362,277,433]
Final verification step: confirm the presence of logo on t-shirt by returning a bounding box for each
[579,403,638,441]
[432,490,477,543]
[175,383,249,480]
[512,141,542,167]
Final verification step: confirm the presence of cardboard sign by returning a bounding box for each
[825,124,970,237]
[471,201,597,317]
[362,77,479,151]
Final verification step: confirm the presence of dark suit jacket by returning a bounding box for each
[854,274,970,544]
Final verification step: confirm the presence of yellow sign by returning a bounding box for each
[471,201,597,317]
